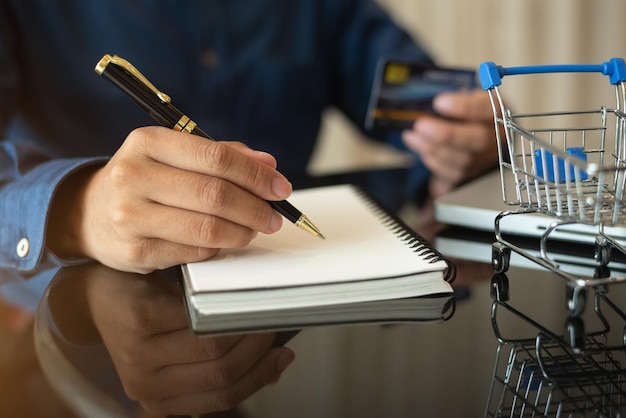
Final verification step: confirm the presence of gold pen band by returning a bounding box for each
[174,115,197,134]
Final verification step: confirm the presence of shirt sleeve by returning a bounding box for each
[0,3,106,279]
[0,142,107,279]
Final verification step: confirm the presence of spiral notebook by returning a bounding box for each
[181,184,455,335]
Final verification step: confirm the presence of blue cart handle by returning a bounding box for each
[479,57,626,90]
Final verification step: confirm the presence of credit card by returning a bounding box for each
[365,59,477,132]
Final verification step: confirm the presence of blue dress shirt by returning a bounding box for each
[0,0,433,277]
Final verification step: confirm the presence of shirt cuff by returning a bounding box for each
[0,157,107,275]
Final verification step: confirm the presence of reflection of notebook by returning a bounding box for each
[434,170,626,243]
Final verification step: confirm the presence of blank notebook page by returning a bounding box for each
[184,184,448,293]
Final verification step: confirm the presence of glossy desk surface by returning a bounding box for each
[4,229,626,418]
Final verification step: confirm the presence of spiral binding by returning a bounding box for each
[352,185,457,284]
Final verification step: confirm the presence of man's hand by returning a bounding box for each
[402,89,498,198]
[48,127,293,273]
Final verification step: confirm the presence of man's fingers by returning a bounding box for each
[406,115,494,153]
[124,127,292,201]
[224,141,279,168]
[95,235,219,273]
[433,89,494,122]
[138,160,282,234]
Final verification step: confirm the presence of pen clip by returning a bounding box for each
[95,54,171,104]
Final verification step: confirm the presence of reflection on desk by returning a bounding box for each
[11,252,626,417]
[485,269,626,416]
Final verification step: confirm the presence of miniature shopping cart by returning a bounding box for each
[479,58,626,316]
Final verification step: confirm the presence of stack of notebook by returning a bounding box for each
[181,184,456,335]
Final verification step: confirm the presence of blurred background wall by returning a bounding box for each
[308,0,626,175]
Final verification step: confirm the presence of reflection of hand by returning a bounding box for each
[403,89,498,198]
[0,294,32,333]
[0,288,78,417]
[48,127,293,273]
[82,265,295,416]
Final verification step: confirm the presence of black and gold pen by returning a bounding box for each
[95,54,324,239]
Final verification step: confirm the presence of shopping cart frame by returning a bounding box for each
[479,58,626,313]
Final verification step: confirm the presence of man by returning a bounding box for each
[0,1,497,414]
[0,0,496,276]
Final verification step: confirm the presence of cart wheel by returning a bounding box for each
[566,286,586,317]
[490,273,509,302]
[594,238,611,266]
[594,266,611,294]
[565,316,585,351]
[492,242,510,273]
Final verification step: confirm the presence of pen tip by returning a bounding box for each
[295,214,325,240]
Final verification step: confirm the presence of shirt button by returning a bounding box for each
[16,238,30,258]
[200,49,220,69]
